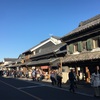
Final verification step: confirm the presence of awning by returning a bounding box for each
[27,58,59,66]
[41,66,49,69]
[5,63,28,68]
[6,64,19,68]
[62,51,100,63]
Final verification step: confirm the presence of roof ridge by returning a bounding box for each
[79,14,100,26]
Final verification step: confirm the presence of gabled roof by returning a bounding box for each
[30,43,65,59]
[22,36,61,54]
[31,36,61,52]
[61,14,100,40]
[40,36,60,44]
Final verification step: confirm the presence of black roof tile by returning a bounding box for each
[62,51,100,63]
[30,43,65,58]
[61,14,100,39]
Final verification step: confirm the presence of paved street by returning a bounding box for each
[0,77,98,100]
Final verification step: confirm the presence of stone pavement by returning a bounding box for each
[19,78,94,97]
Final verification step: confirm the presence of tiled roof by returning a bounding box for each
[79,14,100,26]
[70,18,100,34]
[56,50,67,55]
[51,36,60,39]
[61,14,100,38]
[27,58,59,66]
[16,59,22,63]
[0,62,3,64]
[6,64,19,68]
[30,43,65,58]
[62,51,100,63]
[4,58,18,62]
[22,36,61,54]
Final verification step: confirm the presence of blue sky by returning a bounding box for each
[0,0,100,61]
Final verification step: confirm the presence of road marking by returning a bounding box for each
[13,78,94,97]
[0,80,42,100]
[18,85,45,90]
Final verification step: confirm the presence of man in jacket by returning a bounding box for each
[68,69,76,93]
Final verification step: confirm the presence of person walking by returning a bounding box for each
[68,69,76,93]
[25,70,29,78]
[73,69,77,88]
[57,71,62,88]
[91,66,100,98]
[50,70,57,86]
[32,68,37,81]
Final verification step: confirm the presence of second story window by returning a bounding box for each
[68,44,74,54]
[74,43,78,52]
[86,39,93,51]
[93,39,99,48]
[82,41,87,50]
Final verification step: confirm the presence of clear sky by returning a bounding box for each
[0,0,100,61]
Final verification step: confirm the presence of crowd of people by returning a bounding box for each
[3,70,24,78]
[1,65,100,98]
[2,68,47,81]
[50,70,62,88]
[31,68,47,81]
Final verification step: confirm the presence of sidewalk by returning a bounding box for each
[19,78,94,97]
[41,79,94,97]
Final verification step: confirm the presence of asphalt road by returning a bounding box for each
[0,77,98,100]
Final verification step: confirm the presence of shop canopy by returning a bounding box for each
[27,58,59,66]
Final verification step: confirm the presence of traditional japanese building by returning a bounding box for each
[3,58,18,70]
[61,14,100,83]
[0,61,4,70]
[14,36,65,78]
[26,36,66,80]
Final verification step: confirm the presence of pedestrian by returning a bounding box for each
[85,67,90,83]
[36,69,40,81]
[25,70,29,78]
[14,70,17,78]
[91,66,100,98]
[73,69,77,88]
[50,70,57,86]
[68,69,76,93]
[56,71,62,88]
[31,68,37,81]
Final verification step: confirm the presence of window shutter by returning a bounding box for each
[87,39,93,50]
[78,41,83,52]
[69,44,74,54]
